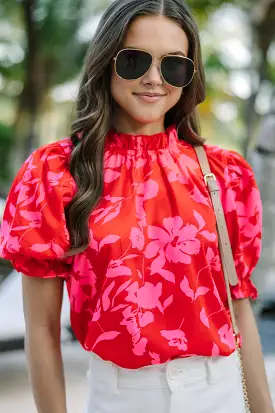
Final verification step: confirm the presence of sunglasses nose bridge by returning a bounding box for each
[151,58,162,70]
[144,57,162,80]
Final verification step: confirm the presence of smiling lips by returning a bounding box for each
[133,92,166,103]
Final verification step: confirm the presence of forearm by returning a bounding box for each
[234,299,274,413]
[25,327,67,413]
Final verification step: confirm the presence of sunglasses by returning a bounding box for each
[113,48,196,88]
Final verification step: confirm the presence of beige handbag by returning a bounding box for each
[195,146,251,413]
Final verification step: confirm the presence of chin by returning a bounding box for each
[133,116,161,125]
[129,110,165,125]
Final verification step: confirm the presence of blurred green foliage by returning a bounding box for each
[0,0,274,189]
[0,123,13,187]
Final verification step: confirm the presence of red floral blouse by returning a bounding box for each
[0,126,262,369]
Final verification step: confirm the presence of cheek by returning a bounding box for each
[110,69,132,106]
[166,87,182,110]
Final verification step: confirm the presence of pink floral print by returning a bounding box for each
[125,282,163,310]
[0,125,262,368]
[145,216,201,265]
[160,329,188,351]
[130,227,145,250]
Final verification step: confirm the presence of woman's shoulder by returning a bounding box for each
[8,137,75,208]
[17,137,73,184]
[203,143,255,182]
[27,137,72,168]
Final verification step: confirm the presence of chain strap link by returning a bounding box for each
[235,338,251,413]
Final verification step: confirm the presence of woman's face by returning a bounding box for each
[110,15,189,134]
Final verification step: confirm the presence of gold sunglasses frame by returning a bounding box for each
[113,48,197,89]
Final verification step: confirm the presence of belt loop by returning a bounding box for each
[204,358,212,385]
[112,362,119,394]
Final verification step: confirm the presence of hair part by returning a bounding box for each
[65,0,206,250]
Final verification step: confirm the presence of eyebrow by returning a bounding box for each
[167,51,186,57]
[124,47,187,57]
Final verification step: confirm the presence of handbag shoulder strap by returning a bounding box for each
[194,145,239,336]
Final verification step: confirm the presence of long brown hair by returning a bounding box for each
[65,0,206,250]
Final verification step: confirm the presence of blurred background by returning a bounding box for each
[0,0,275,411]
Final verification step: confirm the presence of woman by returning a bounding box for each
[0,0,273,412]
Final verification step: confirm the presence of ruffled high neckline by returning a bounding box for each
[106,125,179,150]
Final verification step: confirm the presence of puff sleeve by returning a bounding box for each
[0,140,75,279]
[219,149,262,300]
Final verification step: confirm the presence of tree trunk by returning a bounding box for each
[243,0,275,159]
[10,0,41,177]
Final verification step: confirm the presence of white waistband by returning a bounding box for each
[88,351,238,389]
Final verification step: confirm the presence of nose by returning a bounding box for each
[142,60,163,87]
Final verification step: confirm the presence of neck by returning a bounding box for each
[112,109,165,136]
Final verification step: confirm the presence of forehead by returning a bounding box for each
[123,15,189,56]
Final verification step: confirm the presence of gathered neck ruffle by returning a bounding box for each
[105,125,180,151]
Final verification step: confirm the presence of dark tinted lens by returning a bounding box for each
[161,56,194,87]
[115,49,152,80]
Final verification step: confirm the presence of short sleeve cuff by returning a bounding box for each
[230,276,258,301]
[10,255,71,279]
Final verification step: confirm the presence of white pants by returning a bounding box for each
[85,351,246,413]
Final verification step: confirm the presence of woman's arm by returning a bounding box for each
[22,276,67,413]
[233,298,274,413]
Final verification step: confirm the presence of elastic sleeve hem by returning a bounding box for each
[230,276,258,301]
[10,255,71,280]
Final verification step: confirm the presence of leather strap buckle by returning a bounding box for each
[204,173,216,185]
